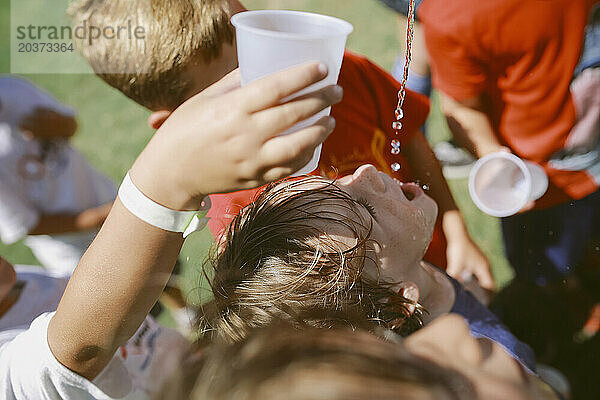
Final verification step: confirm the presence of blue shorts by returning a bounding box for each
[501,190,600,286]
[574,6,600,75]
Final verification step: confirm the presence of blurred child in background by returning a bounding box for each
[0,76,115,276]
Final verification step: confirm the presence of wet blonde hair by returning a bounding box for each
[198,177,424,344]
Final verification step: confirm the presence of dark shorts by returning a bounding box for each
[378,0,424,18]
[501,189,600,286]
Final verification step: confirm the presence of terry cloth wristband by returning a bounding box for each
[118,172,210,238]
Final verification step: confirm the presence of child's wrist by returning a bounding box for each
[129,164,205,211]
[119,171,210,237]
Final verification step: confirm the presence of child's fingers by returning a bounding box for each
[201,69,242,98]
[251,85,343,140]
[239,62,329,113]
[258,116,335,174]
[262,144,320,183]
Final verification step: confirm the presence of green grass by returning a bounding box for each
[0,0,513,297]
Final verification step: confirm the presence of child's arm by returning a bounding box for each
[47,63,341,380]
[440,94,505,158]
[404,132,495,290]
[28,204,112,235]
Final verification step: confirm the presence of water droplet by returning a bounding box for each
[422,184,430,191]
[391,139,401,148]
[391,147,401,155]
[391,162,401,172]
[392,121,403,130]
[411,235,417,241]
[395,109,404,120]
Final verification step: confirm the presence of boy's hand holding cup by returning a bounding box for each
[130,63,343,211]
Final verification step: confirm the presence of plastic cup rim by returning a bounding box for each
[468,151,533,218]
[231,10,354,40]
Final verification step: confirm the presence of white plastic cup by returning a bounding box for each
[468,152,549,217]
[231,10,353,175]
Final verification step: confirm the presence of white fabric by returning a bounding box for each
[0,313,147,400]
[0,266,190,399]
[118,172,210,238]
[0,77,116,275]
[0,266,67,337]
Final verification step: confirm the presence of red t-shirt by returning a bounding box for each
[207,51,447,267]
[420,0,599,208]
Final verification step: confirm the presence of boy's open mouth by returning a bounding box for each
[400,183,422,201]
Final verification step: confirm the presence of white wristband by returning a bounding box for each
[118,172,210,238]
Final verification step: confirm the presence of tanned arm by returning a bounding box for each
[47,63,342,380]
[440,93,506,158]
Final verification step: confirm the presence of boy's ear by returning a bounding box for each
[148,110,173,130]
[395,281,420,315]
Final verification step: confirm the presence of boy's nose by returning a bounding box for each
[350,164,386,193]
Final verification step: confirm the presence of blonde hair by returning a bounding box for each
[159,324,474,400]
[68,0,235,110]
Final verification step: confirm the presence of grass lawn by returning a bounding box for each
[0,0,513,304]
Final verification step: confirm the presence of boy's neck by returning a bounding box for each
[415,261,455,324]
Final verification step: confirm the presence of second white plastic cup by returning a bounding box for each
[468,152,549,217]
[231,10,353,175]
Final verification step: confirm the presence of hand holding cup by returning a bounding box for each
[130,62,343,211]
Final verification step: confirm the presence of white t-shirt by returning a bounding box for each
[0,265,67,339]
[0,76,116,276]
[0,267,190,399]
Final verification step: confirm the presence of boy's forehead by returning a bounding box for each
[268,178,371,247]
[272,177,365,218]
